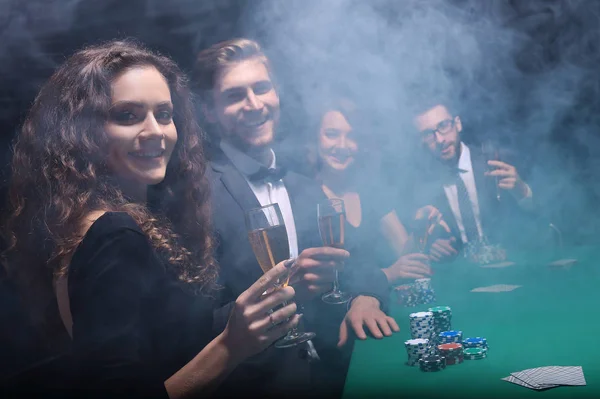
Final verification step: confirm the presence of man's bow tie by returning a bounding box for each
[248,166,287,183]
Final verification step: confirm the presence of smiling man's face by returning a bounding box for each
[209,58,280,151]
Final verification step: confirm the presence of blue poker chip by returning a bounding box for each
[438,330,462,344]
[439,330,462,338]
[463,337,488,349]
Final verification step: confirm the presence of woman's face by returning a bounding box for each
[318,110,359,173]
[105,66,178,189]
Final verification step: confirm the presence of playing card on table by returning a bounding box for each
[518,366,586,387]
[470,284,521,293]
[510,370,559,389]
[503,366,586,390]
[548,259,578,268]
[501,375,558,390]
[480,261,515,269]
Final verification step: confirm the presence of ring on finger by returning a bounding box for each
[269,312,277,328]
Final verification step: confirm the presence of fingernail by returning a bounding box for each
[284,259,296,268]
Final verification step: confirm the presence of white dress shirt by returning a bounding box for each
[220,141,299,258]
[443,143,484,244]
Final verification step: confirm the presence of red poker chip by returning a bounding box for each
[438,343,462,351]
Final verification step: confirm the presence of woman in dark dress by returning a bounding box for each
[2,40,299,398]
[309,97,455,286]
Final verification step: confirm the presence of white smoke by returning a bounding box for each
[241,0,599,243]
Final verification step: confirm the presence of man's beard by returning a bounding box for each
[222,126,275,166]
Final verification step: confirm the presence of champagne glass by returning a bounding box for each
[412,217,431,254]
[246,203,315,348]
[317,198,352,305]
[481,141,502,202]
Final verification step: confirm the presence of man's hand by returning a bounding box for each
[485,160,529,200]
[338,296,399,347]
[288,247,349,302]
[429,237,459,262]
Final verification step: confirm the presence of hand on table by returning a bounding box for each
[223,260,300,359]
[382,253,432,284]
[288,247,349,302]
[485,160,530,200]
[338,295,399,347]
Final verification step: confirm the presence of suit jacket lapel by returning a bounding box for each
[211,152,262,215]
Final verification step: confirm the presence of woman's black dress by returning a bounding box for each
[66,212,216,398]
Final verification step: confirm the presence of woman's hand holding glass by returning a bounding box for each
[413,205,457,262]
[221,260,301,359]
[382,253,432,283]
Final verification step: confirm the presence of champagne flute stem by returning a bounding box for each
[282,300,303,339]
[496,176,501,200]
[332,267,342,295]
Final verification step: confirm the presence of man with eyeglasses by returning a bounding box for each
[409,101,535,260]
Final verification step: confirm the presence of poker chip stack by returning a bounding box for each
[466,239,507,265]
[428,306,452,336]
[438,330,463,344]
[394,284,418,307]
[462,337,488,351]
[404,338,431,366]
[414,278,436,305]
[394,279,436,307]
[463,347,488,360]
[477,245,496,265]
[409,312,436,341]
[437,343,464,365]
[419,354,446,372]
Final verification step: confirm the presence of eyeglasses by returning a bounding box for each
[420,118,455,142]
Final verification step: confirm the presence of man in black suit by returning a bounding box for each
[192,38,396,398]
[409,100,537,260]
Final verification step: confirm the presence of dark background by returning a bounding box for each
[0,0,599,243]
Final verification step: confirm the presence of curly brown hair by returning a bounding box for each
[2,39,217,336]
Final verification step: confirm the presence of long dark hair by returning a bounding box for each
[2,39,217,339]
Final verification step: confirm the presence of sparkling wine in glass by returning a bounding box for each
[317,198,352,305]
[246,204,315,348]
[412,217,431,254]
[481,141,502,202]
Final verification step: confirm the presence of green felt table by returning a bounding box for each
[342,246,600,399]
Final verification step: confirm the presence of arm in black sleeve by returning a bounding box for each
[343,263,391,313]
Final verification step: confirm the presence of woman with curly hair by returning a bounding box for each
[2,39,299,398]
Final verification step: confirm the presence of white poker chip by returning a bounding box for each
[405,338,429,345]
[410,311,434,318]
